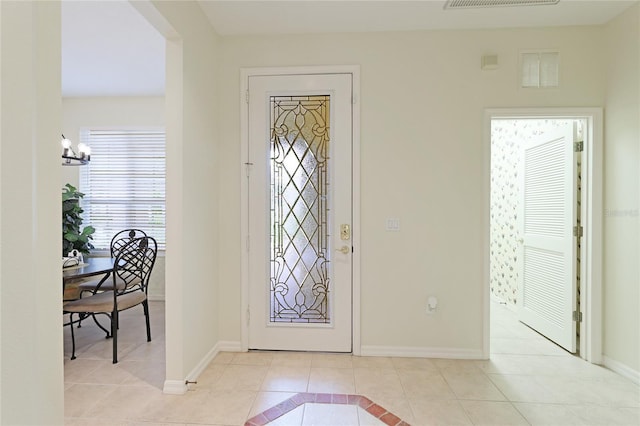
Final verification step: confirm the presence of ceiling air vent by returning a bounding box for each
[444,0,560,9]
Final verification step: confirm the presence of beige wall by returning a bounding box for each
[603,3,640,374]
[0,1,64,423]
[61,97,166,300]
[217,26,608,353]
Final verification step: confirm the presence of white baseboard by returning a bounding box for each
[163,380,188,395]
[490,294,517,312]
[360,345,485,359]
[162,340,242,395]
[603,356,640,385]
[216,340,242,352]
[185,343,223,383]
[147,294,165,302]
[490,293,507,304]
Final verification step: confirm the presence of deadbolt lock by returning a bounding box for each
[340,224,351,240]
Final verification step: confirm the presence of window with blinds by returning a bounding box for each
[79,128,166,251]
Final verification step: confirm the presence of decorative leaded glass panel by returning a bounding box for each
[270,95,331,323]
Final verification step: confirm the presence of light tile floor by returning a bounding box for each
[64,301,640,425]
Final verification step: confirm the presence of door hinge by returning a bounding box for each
[573,225,584,238]
[574,141,584,152]
[573,310,582,322]
[244,162,253,178]
[247,305,250,326]
[245,90,249,104]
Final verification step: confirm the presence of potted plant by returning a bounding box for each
[62,183,95,256]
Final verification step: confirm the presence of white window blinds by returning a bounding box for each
[79,128,166,250]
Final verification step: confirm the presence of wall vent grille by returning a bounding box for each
[444,0,560,9]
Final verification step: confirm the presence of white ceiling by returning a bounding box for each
[62,1,166,97]
[199,0,637,35]
[61,0,637,97]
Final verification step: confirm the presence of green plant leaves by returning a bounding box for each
[62,183,95,255]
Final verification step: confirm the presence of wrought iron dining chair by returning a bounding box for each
[63,236,158,363]
[77,229,148,296]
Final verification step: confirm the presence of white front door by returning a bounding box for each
[517,123,578,353]
[247,73,353,352]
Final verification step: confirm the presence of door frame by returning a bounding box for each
[240,65,361,354]
[483,107,603,364]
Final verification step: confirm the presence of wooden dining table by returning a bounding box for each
[62,256,117,283]
[62,257,117,300]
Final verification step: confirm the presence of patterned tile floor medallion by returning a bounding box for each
[245,392,410,426]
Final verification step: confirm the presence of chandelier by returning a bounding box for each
[61,134,90,166]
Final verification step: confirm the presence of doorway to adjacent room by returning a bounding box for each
[485,108,603,363]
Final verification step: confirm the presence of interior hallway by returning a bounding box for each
[63,301,640,425]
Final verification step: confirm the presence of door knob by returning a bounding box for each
[336,245,350,254]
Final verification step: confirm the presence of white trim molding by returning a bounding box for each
[147,295,165,302]
[216,340,243,353]
[603,356,640,385]
[163,380,188,395]
[162,340,242,394]
[361,345,484,360]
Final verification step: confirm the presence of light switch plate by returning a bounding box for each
[385,218,400,231]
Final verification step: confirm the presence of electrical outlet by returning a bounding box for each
[426,296,438,314]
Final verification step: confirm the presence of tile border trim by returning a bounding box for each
[245,392,410,426]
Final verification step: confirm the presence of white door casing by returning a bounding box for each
[517,123,578,353]
[245,72,354,352]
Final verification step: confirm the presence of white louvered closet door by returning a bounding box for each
[517,124,577,353]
